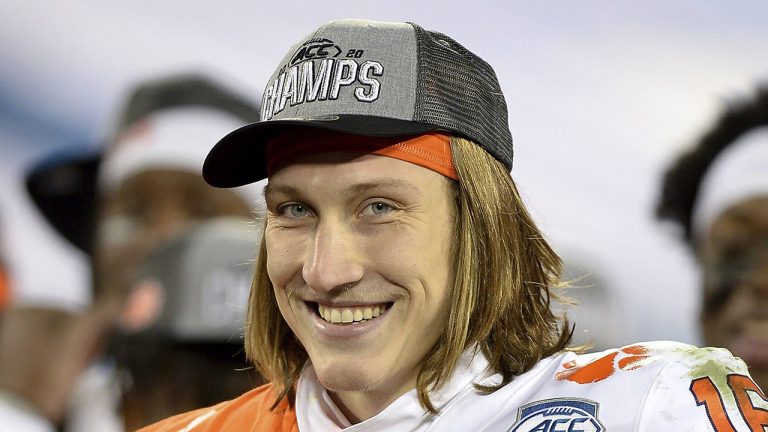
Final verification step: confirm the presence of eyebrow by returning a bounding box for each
[346,178,420,195]
[264,177,420,199]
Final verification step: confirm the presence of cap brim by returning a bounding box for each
[25,149,102,256]
[202,115,439,187]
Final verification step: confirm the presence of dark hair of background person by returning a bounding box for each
[656,85,768,247]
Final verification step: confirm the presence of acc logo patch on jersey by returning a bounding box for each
[509,398,605,432]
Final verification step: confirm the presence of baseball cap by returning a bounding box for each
[203,18,514,187]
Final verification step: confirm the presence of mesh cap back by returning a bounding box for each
[411,24,513,171]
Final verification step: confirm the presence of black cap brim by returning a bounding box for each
[202,115,438,188]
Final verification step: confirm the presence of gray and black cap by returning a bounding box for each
[203,18,514,187]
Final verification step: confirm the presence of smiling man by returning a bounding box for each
[140,19,767,431]
[263,132,458,423]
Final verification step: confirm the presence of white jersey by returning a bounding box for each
[297,341,768,431]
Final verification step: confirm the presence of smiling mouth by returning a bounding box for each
[312,302,391,324]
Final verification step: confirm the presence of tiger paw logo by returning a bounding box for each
[509,398,605,432]
[556,344,655,384]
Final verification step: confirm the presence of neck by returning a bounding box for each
[328,374,419,424]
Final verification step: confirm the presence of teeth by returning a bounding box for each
[341,309,353,323]
[316,303,390,324]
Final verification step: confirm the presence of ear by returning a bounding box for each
[119,278,165,333]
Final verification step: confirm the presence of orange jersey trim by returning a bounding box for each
[137,383,297,432]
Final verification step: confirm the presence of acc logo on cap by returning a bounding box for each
[508,398,605,432]
[290,38,343,65]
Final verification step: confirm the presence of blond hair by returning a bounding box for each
[244,136,571,411]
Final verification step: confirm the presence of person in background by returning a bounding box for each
[141,19,767,431]
[0,148,102,432]
[657,85,768,391]
[0,73,265,431]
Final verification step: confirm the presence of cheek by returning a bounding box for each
[264,228,305,288]
[367,222,454,301]
[265,236,301,329]
[416,213,455,276]
[272,284,295,327]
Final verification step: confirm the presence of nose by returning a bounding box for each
[302,219,364,293]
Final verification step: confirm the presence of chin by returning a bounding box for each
[315,363,381,393]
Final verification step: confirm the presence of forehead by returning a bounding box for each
[265,152,446,195]
[710,197,768,238]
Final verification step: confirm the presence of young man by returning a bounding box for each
[142,19,767,431]
[658,87,768,392]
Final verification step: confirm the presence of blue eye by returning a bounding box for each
[367,202,392,215]
[281,204,310,218]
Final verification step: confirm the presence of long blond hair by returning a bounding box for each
[244,136,571,411]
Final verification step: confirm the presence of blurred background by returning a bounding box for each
[2,0,768,347]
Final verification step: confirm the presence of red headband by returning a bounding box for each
[266,130,458,180]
